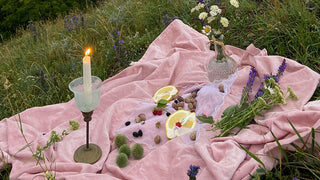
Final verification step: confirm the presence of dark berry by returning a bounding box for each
[133,132,139,137]
[166,112,171,116]
[125,121,131,126]
[157,109,162,115]
[138,129,143,137]
[174,100,179,104]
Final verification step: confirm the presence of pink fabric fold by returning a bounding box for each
[0,19,319,180]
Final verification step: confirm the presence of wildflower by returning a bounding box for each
[220,17,229,27]
[266,86,274,95]
[191,3,205,13]
[276,59,287,79]
[230,0,239,8]
[199,12,208,20]
[207,16,216,23]
[255,83,264,98]
[210,5,222,17]
[287,87,298,100]
[187,164,200,180]
[240,67,257,105]
[202,25,212,36]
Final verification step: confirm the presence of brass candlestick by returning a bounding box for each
[69,76,102,164]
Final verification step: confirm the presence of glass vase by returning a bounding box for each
[207,41,237,81]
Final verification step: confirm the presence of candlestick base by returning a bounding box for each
[74,144,102,164]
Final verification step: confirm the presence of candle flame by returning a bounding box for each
[85,48,91,56]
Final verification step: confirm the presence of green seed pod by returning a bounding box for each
[131,143,144,159]
[115,134,127,148]
[119,144,131,158]
[116,153,128,168]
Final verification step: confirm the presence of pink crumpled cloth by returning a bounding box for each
[0,19,320,180]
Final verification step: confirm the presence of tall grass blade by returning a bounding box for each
[239,143,265,169]
[288,120,310,152]
[270,130,288,162]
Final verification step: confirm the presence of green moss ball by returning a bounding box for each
[131,143,144,159]
[115,134,127,148]
[119,144,131,158]
[116,153,128,168]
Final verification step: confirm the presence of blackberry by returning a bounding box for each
[138,129,143,137]
[166,112,171,116]
[133,132,139,137]
[174,100,179,104]
[125,121,131,126]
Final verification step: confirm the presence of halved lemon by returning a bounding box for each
[165,110,197,139]
[152,85,178,103]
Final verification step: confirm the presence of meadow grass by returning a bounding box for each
[0,0,319,179]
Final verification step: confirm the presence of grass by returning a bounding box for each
[0,0,319,179]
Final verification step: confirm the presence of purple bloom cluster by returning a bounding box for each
[111,29,127,63]
[263,59,287,83]
[245,67,258,93]
[255,59,287,98]
[187,164,200,179]
[27,21,38,39]
[162,14,177,26]
[64,13,86,32]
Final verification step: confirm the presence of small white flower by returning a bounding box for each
[210,5,222,17]
[230,0,239,8]
[207,16,216,23]
[192,3,205,12]
[220,17,229,27]
[266,86,274,95]
[202,25,212,36]
[199,12,208,20]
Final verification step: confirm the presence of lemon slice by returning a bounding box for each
[152,85,178,103]
[165,110,197,139]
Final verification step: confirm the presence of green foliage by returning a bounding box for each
[131,143,144,159]
[0,0,99,40]
[116,153,128,168]
[114,134,127,148]
[247,121,320,180]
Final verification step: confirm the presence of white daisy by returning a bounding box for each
[202,25,212,36]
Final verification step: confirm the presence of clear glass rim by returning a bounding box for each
[69,76,102,93]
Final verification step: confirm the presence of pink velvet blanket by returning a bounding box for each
[1,19,320,180]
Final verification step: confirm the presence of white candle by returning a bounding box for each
[83,48,92,101]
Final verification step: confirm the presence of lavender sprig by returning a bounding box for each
[240,67,257,106]
[187,165,200,180]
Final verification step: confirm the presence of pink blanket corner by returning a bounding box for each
[0,19,320,180]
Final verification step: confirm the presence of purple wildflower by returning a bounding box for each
[255,83,264,98]
[197,0,205,4]
[187,164,200,179]
[276,59,287,79]
[191,17,206,26]
[162,13,176,26]
[245,67,257,92]
[293,178,299,180]
[240,67,257,105]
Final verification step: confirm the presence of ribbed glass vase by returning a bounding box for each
[207,41,237,81]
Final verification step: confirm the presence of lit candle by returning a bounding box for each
[83,48,92,99]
